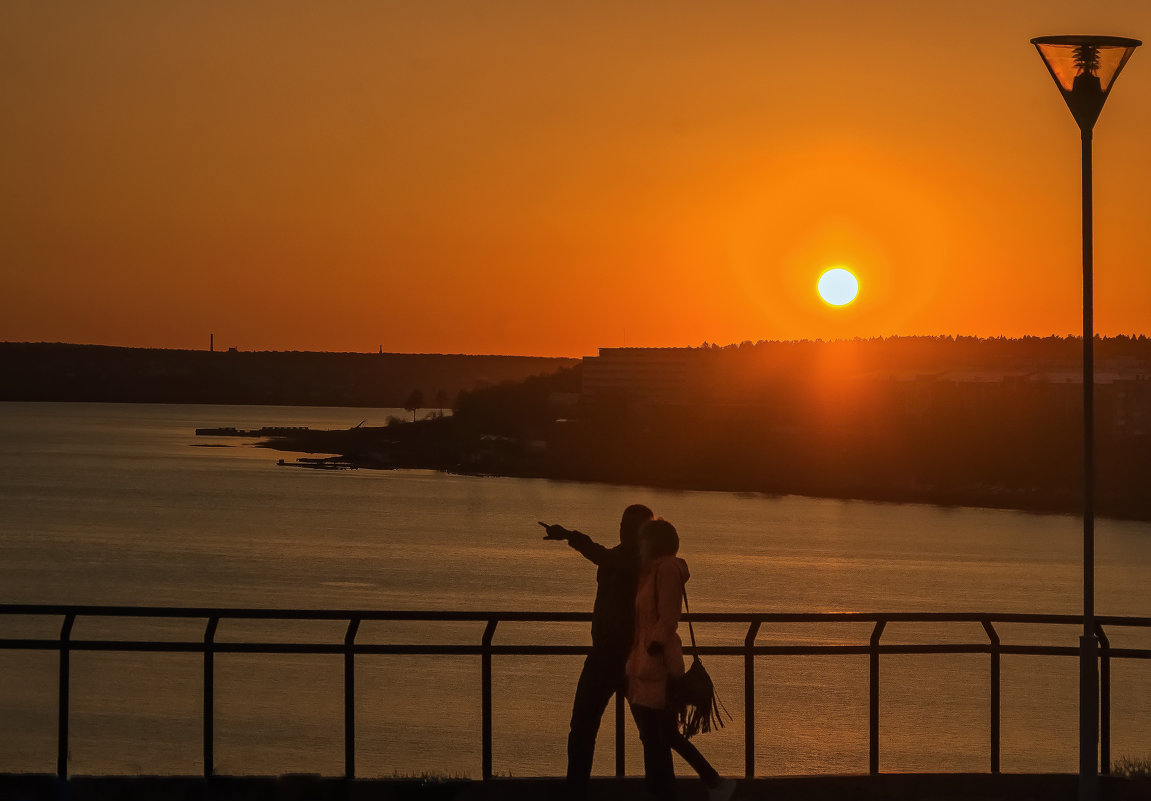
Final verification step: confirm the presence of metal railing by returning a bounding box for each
[1,605,1149,780]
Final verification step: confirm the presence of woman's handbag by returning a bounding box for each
[668,588,731,738]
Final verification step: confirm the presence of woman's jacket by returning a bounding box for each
[625,554,690,709]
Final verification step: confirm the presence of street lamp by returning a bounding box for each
[1031,33,1140,801]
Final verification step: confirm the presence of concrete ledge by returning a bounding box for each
[1,773,1148,801]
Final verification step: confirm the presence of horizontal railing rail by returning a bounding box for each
[1,605,1148,781]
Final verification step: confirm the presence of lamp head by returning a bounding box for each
[1032,35,1141,131]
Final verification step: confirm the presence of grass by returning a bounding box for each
[1113,755,1151,779]
[386,771,471,783]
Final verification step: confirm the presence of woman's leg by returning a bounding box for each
[669,728,720,786]
[631,704,677,800]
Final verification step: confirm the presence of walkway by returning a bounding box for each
[4,773,1147,801]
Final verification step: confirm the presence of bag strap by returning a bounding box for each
[653,560,698,653]
[682,586,697,653]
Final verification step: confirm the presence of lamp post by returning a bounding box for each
[1031,34,1140,801]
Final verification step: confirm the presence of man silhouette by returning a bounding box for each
[540,503,654,797]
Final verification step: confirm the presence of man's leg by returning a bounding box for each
[566,650,623,790]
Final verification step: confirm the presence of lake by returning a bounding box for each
[0,402,1148,778]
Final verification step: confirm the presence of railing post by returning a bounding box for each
[1096,622,1110,775]
[982,620,1001,774]
[345,618,361,780]
[58,614,75,780]
[744,621,761,779]
[615,689,625,777]
[203,617,219,778]
[869,620,886,775]
[481,619,498,780]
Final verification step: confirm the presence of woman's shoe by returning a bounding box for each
[708,777,737,801]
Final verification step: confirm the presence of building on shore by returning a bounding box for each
[580,347,703,404]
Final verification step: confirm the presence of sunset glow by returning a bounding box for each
[1,3,1149,355]
[2,4,1151,779]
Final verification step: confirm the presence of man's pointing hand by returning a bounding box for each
[538,521,570,540]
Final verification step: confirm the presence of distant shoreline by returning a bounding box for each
[254,429,1145,523]
[0,342,576,408]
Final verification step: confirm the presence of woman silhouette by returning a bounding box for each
[626,518,736,801]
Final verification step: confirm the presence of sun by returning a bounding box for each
[817,267,859,306]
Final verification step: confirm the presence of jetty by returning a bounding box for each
[276,457,358,470]
[196,426,312,437]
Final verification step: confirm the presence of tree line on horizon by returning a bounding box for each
[694,333,1151,368]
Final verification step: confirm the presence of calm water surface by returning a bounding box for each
[1,402,1148,777]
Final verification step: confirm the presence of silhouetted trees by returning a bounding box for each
[404,389,425,421]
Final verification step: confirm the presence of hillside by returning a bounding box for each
[0,342,577,408]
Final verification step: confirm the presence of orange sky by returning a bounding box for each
[2,1,1150,357]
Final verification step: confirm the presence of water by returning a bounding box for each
[0,402,1148,778]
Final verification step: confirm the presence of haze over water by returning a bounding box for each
[1,402,1149,778]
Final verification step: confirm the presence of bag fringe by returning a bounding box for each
[673,657,732,739]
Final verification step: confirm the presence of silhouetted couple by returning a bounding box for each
[541,505,736,801]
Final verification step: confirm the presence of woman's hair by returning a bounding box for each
[640,518,679,559]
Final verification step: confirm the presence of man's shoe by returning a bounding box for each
[708,778,737,801]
